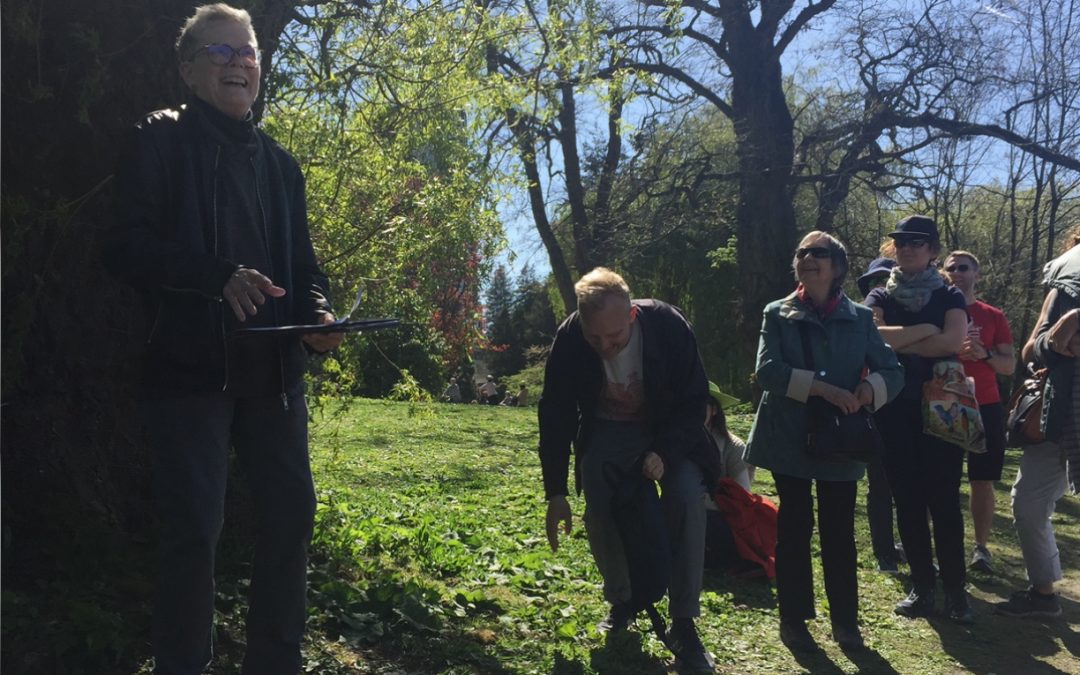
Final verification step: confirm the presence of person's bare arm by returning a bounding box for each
[1022,291,1056,363]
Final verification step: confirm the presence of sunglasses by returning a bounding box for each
[189,43,259,68]
[894,238,929,249]
[795,247,832,260]
[945,263,972,273]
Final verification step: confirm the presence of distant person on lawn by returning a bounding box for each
[539,267,719,673]
[478,374,500,405]
[442,377,462,403]
[943,250,1015,575]
[103,4,342,673]
[996,224,1080,618]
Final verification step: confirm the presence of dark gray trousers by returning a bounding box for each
[142,388,315,675]
[580,419,707,618]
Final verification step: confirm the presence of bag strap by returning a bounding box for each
[645,604,675,655]
[798,320,816,371]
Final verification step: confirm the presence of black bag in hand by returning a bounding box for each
[798,321,881,463]
[804,398,881,463]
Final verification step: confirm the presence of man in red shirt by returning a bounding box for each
[944,251,1015,574]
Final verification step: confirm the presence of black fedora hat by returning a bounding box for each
[888,215,938,240]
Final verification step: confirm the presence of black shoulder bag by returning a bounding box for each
[798,321,881,463]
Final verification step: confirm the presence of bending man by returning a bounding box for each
[538,268,718,673]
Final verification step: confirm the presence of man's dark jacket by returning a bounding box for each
[538,299,720,500]
[103,103,332,395]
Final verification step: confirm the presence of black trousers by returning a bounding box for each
[865,453,897,561]
[877,397,966,593]
[773,473,859,627]
[142,387,315,675]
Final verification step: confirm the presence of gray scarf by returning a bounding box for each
[884,266,944,312]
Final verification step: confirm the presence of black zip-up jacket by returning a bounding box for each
[537,299,720,500]
[104,103,332,396]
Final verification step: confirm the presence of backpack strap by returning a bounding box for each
[645,604,675,655]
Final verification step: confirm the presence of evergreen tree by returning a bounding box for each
[484,265,520,376]
[511,264,557,359]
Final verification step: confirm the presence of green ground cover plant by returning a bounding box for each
[293,399,1080,674]
[4,398,1078,673]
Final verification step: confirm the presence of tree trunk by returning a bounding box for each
[0,0,300,539]
[725,23,799,362]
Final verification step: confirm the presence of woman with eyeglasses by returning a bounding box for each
[863,215,974,624]
[103,4,342,673]
[747,231,903,653]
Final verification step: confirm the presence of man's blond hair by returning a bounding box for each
[575,267,631,318]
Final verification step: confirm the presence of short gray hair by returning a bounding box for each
[175,4,257,62]
[793,230,850,294]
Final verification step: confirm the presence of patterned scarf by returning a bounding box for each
[884,265,944,313]
[795,284,843,318]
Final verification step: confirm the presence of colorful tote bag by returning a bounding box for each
[922,359,987,453]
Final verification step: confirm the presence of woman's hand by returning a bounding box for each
[854,381,874,408]
[813,381,862,415]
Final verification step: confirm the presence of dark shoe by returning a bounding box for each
[945,591,975,624]
[994,588,1062,618]
[779,619,819,654]
[831,623,865,652]
[969,544,994,574]
[876,556,899,574]
[668,618,716,673]
[895,588,937,618]
[597,603,636,632]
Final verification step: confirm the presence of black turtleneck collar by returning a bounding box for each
[190,97,256,147]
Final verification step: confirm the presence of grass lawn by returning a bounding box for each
[282,398,1080,674]
[6,397,1078,674]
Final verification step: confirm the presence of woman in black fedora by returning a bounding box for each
[864,215,974,623]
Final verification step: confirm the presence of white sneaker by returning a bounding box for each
[969,544,993,573]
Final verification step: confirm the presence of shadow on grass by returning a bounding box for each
[587,630,668,675]
[786,645,900,675]
[701,570,777,611]
[920,592,1080,675]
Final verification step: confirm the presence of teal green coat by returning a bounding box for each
[746,292,904,481]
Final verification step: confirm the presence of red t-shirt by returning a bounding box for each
[961,300,1013,405]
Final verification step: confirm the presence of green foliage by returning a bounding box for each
[266,1,509,396]
[388,368,434,403]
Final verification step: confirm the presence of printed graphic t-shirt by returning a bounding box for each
[596,320,646,421]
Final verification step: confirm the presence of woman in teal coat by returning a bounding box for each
[747,231,903,653]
